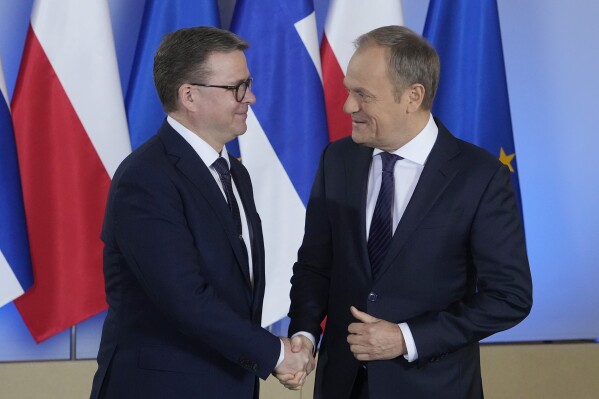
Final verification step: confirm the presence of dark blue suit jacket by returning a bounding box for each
[90,121,280,399]
[289,119,532,399]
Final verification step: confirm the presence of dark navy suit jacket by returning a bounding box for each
[289,118,532,399]
[90,121,280,399]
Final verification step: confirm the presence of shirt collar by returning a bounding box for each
[167,115,230,168]
[372,114,438,166]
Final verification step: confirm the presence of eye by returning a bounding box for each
[347,88,373,103]
[357,92,373,102]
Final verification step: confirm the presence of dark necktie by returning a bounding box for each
[367,152,402,279]
[212,157,248,261]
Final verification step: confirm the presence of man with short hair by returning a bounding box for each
[288,25,532,398]
[90,27,313,399]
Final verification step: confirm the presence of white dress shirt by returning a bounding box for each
[365,114,438,362]
[296,114,438,363]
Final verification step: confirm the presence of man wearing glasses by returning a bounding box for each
[90,27,313,399]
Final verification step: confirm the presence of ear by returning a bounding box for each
[177,83,197,112]
[406,84,425,113]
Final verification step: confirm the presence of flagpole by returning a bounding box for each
[70,325,77,360]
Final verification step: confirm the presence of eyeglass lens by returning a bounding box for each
[236,78,252,102]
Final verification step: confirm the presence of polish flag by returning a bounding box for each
[321,0,404,141]
[11,0,131,342]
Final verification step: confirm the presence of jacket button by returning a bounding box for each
[367,292,378,302]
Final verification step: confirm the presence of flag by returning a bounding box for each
[126,0,220,150]
[423,0,523,209]
[0,56,34,308]
[321,0,404,141]
[230,0,329,326]
[11,0,131,342]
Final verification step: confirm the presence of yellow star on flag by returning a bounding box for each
[499,147,516,172]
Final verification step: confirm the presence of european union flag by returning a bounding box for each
[126,0,220,149]
[424,0,523,211]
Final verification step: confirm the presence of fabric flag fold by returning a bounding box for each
[126,0,220,150]
[423,0,523,209]
[321,0,404,141]
[230,0,329,326]
[0,56,34,308]
[11,0,131,342]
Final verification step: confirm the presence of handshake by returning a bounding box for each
[273,335,316,390]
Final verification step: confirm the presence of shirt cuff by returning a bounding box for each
[291,331,317,355]
[276,339,285,368]
[398,322,418,362]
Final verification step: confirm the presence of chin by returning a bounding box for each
[233,124,248,136]
[351,130,369,145]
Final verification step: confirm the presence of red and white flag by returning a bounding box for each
[11,0,131,342]
[321,0,404,141]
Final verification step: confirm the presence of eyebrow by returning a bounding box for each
[343,78,373,97]
[232,76,251,85]
[351,87,375,98]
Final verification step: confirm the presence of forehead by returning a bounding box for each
[204,50,249,82]
[344,45,391,89]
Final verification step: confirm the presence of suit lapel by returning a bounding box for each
[376,121,461,280]
[346,143,375,280]
[157,122,253,290]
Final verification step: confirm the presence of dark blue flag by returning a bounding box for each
[424,0,523,210]
[126,0,220,149]
[0,58,33,307]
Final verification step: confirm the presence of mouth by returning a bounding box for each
[351,114,367,124]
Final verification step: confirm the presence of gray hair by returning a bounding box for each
[355,25,440,109]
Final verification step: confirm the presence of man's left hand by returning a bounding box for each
[347,306,406,361]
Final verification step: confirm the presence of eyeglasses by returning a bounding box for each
[189,77,253,102]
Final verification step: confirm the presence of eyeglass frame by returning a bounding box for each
[189,77,253,103]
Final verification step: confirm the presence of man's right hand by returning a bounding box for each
[273,337,315,390]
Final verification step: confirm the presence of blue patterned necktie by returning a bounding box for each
[368,152,402,279]
[212,157,248,263]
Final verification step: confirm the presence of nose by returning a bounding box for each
[343,93,358,115]
[243,87,256,105]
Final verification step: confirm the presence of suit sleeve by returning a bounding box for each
[288,145,333,341]
[111,159,280,379]
[408,164,533,363]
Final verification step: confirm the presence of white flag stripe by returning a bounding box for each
[0,57,8,107]
[239,109,306,327]
[31,0,131,178]
[0,250,24,308]
[294,11,323,83]
[325,0,404,74]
